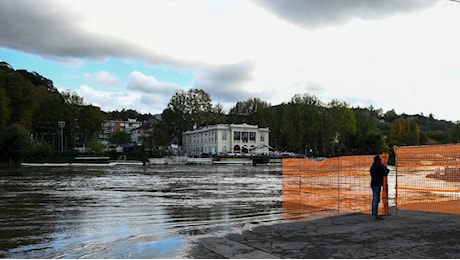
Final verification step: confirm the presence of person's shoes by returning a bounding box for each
[373,216,384,220]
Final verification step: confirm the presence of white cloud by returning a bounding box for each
[77,71,185,113]
[127,71,179,94]
[82,70,120,87]
[3,0,460,121]
[76,84,140,112]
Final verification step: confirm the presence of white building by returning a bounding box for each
[182,123,270,156]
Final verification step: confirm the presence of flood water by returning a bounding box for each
[0,164,396,259]
[0,165,283,258]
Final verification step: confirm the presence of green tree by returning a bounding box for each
[318,100,357,156]
[350,108,386,154]
[277,94,322,154]
[0,88,10,129]
[109,131,131,146]
[77,105,105,144]
[209,103,227,124]
[32,88,66,136]
[0,69,39,129]
[87,140,106,154]
[448,122,460,143]
[162,88,213,145]
[264,104,287,152]
[0,124,34,165]
[61,90,84,106]
[162,90,187,144]
[389,118,421,146]
[229,97,271,125]
[186,88,213,127]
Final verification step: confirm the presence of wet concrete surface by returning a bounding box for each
[187,207,460,258]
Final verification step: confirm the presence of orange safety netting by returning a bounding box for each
[394,144,460,214]
[282,154,389,220]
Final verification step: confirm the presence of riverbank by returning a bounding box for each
[187,207,460,258]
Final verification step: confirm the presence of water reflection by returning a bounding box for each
[0,165,282,258]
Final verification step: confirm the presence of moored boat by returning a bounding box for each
[21,155,143,167]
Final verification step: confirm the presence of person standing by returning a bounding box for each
[370,155,389,220]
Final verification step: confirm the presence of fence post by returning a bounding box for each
[381,152,390,216]
[382,175,390,215]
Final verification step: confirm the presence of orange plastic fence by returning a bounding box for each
[282,154,389,220]
[394,144,460,214]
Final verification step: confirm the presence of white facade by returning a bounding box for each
[182,123,270,156]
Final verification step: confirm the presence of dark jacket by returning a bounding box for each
[370,161,389,187]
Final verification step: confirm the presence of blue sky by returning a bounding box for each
[1,0,460,121]
[0,47,195,113]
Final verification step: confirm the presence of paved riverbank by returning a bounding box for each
[187,207,460,258]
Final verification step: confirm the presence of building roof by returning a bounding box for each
[183,123,269,135]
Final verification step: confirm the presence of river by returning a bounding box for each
[0,164,284,258]
[0,164,395,258]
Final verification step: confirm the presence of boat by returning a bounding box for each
[148,156,189,165]
[212,157,253,165]
[21,162,71,167]
[186,157,213,165]
[21,155,143,167]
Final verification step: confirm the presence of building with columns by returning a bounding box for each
[182,123,270,156]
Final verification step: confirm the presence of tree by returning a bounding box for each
[389,118,421,146]
[186,88,213,127]
[448,122,460,143]
[109,131,131,146]
[289,94,322,154]
[162,88,213,145]
[32,89,66,136]
[0,124,34,165]
[61,90,84,106]
[0,88,10,129]
[209,103,227,124]
[350,108,386,155]
[77,105,106,144]
[87,140,106,154]
[317,100,357,156]
[229,97,271,125]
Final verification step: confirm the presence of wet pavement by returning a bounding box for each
[187,207,460,258]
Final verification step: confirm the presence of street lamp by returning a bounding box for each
[58,121,65,152]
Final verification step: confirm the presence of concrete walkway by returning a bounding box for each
[187,208,460,258]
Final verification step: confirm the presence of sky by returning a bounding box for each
[1,0,460,122]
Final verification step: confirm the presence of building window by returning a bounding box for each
[260,133,265,142]
[242,132,248,143]
[249,132,256,142]
[234,131,241,141]
[222,131,227,141]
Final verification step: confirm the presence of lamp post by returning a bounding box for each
[58,121,65,152]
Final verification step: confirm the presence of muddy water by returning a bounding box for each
[0,164,396,258]
[0,165,283,258]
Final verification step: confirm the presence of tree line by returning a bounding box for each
[1,62,459,164]
[0,62,106,164]
[156,89,458,160]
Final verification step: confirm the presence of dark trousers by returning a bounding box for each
[371,185,381,216]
